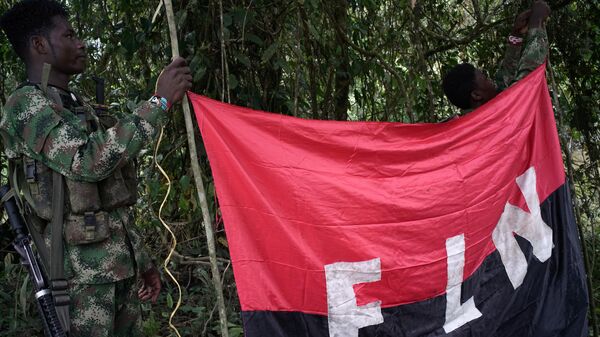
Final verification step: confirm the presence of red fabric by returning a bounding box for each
[189,64,564,315]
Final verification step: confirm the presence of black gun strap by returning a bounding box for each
[50,171,70,334]
[0,188,15,205]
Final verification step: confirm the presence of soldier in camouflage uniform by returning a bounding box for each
[442,0,551,113]
[0,1,192,336]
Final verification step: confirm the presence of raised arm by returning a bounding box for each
[495,10,531,91]
[496,1,550,89]
[0,57,192,182]
[513,1,550,83]
[1,86,163,181]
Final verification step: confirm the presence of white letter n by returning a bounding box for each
[325,258,384,337]
[492,167,553,289]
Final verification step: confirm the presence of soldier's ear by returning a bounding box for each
[471,89,483,102]
[30,35,50,56]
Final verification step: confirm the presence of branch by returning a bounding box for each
[327,9,415,121]
[162,1,230,337]
[171,250,230,266]
[424,17,509,58]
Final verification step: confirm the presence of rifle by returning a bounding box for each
[92,76,109,115]
[0,185,67,337]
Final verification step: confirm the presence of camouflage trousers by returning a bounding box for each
[69,276,142,337]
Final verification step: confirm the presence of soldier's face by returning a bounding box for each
[46,16,87,75]
[471,70,498,107]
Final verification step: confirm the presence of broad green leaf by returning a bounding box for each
[166,292,174,308]
[261,42,279,63]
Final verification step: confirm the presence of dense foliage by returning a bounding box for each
[0,0,598,336]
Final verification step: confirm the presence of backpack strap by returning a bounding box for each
[40,63,51,94]
[39,63,70,333]
[50,171,69,333]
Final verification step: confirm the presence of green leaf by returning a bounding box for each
[236,54,251,67]
[126,100,137,112]
[3,253,13,265]
[180,175,191,190]
[307,22,320,39]
[218,236,229,248]
[194,66,207,82]
[245,33,263,46]
[19,276,28,316]
[142,312,160,336]
[166,292,174,308]
[194,267,211,287]
[229,326,244,337]
[223,14,233,27]
[261,42,279,63]
[178,197,189,212]
[177,10,188,26]
[228,74,239,90]
[582,49,592,62]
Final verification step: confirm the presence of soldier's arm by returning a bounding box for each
[511,1,550,84]
[512,27,549,84]
[4,86,165,182]
[125,220,161,302]
[494,9,532,91]
[495,43,523,92]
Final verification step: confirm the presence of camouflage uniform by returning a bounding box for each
[495,27,549,91]
[70,277,141,337]
[0,84,164,336]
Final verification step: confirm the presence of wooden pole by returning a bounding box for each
[162,1,230,336]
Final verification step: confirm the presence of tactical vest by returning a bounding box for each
[16,84,138,245]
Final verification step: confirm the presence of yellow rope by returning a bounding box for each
[154,126,183,337]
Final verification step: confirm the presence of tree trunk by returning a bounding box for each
[331,0,350,121]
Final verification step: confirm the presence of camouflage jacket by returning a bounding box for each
[0,84,164,284]
[494,27,549,91]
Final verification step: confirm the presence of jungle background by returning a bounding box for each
[0,0,598,336]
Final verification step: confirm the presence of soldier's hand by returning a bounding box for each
[529,1,551,29]
[512,10,531,36]
[155,57,193,107]
[138,267,161,303]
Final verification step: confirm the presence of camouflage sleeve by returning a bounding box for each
[512,27,549,84]
[121,209,155,275]
[494,43,523,92]
[2,86,165,182]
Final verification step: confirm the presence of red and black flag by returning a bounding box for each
[189,64,588,337]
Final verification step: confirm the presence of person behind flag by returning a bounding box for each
[442,0,551,113]
[0,0,191,336]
